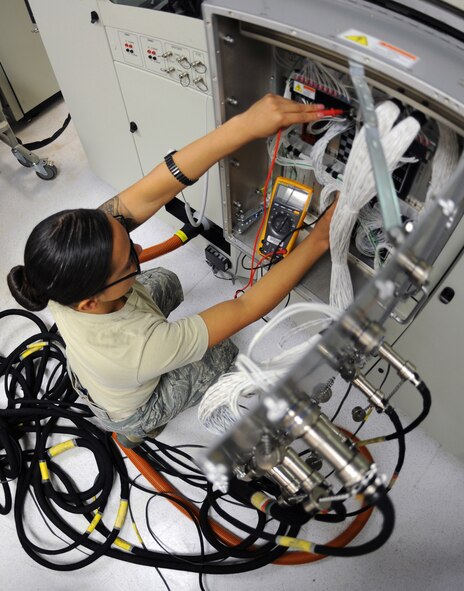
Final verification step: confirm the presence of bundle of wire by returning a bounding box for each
[355,201,418,270]
[267,118,352,210]
[329,101,421,310]
[423,121,460,212]
[198,303,341,434]
[299,59,352,104]
[0,308,399,584]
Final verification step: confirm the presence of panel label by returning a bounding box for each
[339,29,419,69]
[292,80,316,100]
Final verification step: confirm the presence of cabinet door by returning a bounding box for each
[29,0,143,190]
[115,61,223,227]
[0,0,60,117]
[386,252,464,459]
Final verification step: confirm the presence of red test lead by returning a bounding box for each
[318,108,346,117]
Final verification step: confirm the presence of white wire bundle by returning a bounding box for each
[355,200,418,270]
[329,101,421,309]
[266,119,353,195]
[301,60,351,102]
[309,120,353,194]
[198,303,340,434]
[275,47,303,71]
[267,125,314,171]
[424,121,460,211]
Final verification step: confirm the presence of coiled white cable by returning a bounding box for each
[329,102,421,309]
[198,303,340,433]
[424,121,459,211]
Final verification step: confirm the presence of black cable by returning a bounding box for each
[21,114,72,151]
[0,307,400,577]
[384,380,431,440]
[313,488,395,557]
[129,475,171,591]
[330,383,353,422]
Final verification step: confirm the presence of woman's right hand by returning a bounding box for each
[235,93,327,142]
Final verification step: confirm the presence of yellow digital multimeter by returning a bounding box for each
[259,176,313,258]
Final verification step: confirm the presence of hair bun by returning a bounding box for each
[7,265,48,311]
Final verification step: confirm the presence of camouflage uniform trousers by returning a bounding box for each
[111,268,238,438]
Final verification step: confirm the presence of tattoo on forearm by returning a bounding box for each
[97,195,139,232]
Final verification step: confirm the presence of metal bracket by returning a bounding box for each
[349,61,403,242]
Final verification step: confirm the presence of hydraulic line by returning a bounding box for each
[311,489,395,557]
[358,380,431,446]
[117,433,376,565]
[1,310,402,574]
[138,222,204,264]
[139,234,183,263]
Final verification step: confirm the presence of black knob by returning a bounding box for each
[129,121,138,133]
[90,11,99,24]
[271,213,293,236]
[439,286,455,304]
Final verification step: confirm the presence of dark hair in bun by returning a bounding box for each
[7,209,113,311]
[7,265,48,311]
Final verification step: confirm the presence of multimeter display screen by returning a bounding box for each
[275,184,308,210]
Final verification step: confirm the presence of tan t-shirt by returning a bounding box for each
[49,281,209,420]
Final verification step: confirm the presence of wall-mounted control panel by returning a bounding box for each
[106,27,210,94]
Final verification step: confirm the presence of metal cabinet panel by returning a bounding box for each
[114,61,223,227]
[28,0,143,191]
[0,0,60,118]
[384,252,464,459]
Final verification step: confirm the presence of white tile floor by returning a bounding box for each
[1,99,463,591]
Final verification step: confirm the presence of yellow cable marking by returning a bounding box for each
[364,407,373,421]
[115,499,128,530]
[131,522,144,545]
[357,436,385,447]
[113,537,133,552]
[174,229,188,243]
[276,535,314,553]
[250,491,268,510]
[48,439,76,457]
[86,512,102,534]
[39,460,49,482]
[20,341,48,359]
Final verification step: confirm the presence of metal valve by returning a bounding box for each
[161,67,175,74]
[161,50,173,58]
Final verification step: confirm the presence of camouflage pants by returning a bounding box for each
[100,268,238,438]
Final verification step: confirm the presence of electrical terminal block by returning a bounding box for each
[205,245,231,272]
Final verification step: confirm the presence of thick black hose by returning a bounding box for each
[384,379,431,441]
[313,488,395,557]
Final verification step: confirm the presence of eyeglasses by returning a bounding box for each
[100,217,141,292]
[101,239,141,291]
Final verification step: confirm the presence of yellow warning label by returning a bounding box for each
[339,29,419,69]
[346,35,368,46]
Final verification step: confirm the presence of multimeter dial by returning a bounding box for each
[271,212,294,235]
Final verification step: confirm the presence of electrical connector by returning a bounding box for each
[205,245,231,272]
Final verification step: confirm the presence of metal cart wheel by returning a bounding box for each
[35,163,57,180]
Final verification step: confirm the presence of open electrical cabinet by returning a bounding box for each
[202,0,463,309]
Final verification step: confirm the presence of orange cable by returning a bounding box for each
[139,235,184,263]
[114,429,375,565]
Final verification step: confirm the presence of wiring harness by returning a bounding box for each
[0,308,404,589]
